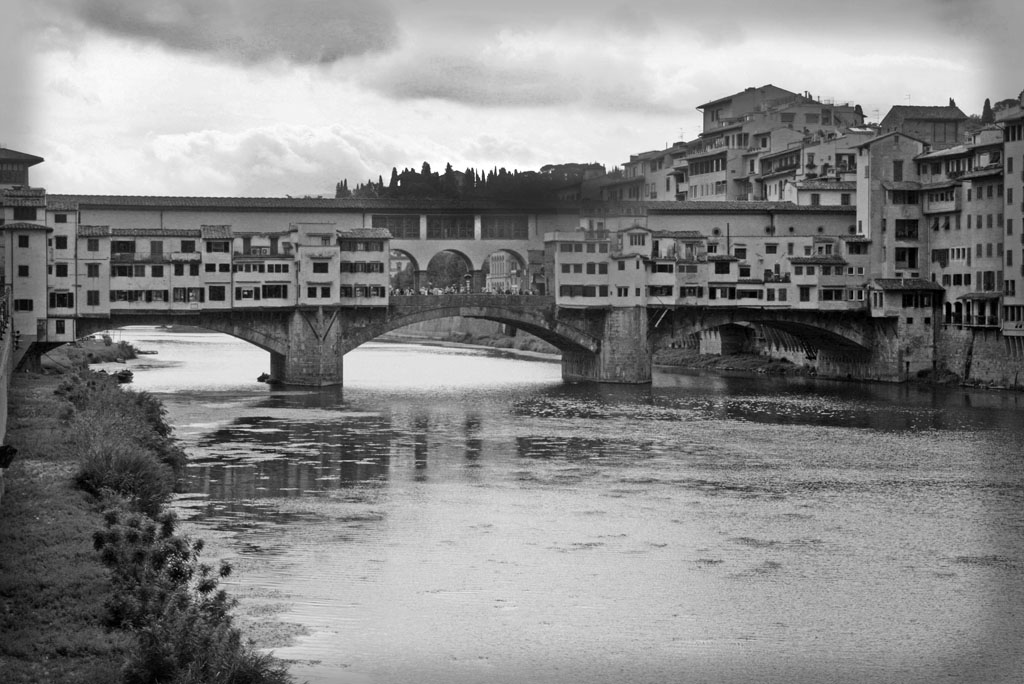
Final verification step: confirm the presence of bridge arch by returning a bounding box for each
[74,311,293,357]
[660,308,875,357]
[341,295,600,356]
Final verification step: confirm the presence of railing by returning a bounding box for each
[965,315,1000,327]
[111,253,168,264]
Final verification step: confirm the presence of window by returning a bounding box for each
[86,290,100,306]
[893,160,903,181]
[618,261,625,271]
[261,284,288,299]
[629,233,646,246]
[151,265,164,278]
[205,263,217,273]
[189,263,200,276]
[373,214,420,239]
[840,193,851,206]
[208,285,227,301]
[55,264,68,277]
[55,236,68,249]
[714,262,730,274]
[49,292,74,308]
[87,263,100,278]
[810,193,821,206]
[55,214,68,223]
[426,215,474,240]
[14,299,33,311]
[205,241,230,253]
[17,265,28,277]
[734,247,747,259]
[766,244,778,254]
[481,215,528,240]
[87,238,100,252]
[799,286,812,302]
[13,207,36,221]
[111,240,135,254]
[17,235,29,248]
[561,264,571,274]
[181,240,196,252]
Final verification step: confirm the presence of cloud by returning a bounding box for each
[37,0,399,64]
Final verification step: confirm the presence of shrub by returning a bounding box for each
[94,505,293,684]
[75,442,173,518]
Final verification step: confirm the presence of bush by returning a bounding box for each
[76,445,173,518]
[94,505,293,684]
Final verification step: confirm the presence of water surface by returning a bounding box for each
[112,327,1024,684]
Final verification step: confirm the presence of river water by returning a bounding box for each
[108,327,1024,684]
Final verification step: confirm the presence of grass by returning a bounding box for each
[0,373,128,683]
[1,371,294,683]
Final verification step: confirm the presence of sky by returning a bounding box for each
[2,0,1022,198]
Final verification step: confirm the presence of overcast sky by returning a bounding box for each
[2,0,1021,197]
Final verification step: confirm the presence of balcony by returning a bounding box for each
[923,196,960,214]
[234,248,286,259]
[111,252,167,264]
[965,315,1000,328]
[169,251,202,262]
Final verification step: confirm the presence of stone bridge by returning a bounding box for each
[69,297,888,386]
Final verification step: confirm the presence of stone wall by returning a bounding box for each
[0,310,12,508]
[936,325,1024,388]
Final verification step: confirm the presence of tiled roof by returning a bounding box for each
[111,228,202,237]
[881,181,922,191]
[651,230,704,239]
[78,225,110,237]
[646,200,854,214]
[1,195,47,207]
[840,234,871,242]
[884,105,968,121]
[789,254,847,265]
[1,221,52,231]
[201,225,233,239]
[48,199,80,211]
[957,292,1002,301]
[959,165,1003,181]
[796,180,857,191]
[915,144,970,160]
[872,278,944,291]
[46,194,576,212]
[0,148,44,165]
[338,228,392,239]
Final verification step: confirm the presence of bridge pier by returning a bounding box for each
[561,307,651,384]
[273,308,344,386]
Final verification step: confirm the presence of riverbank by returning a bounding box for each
[38,336,139,373]
[0,373,128,683]
[0,371,292,683]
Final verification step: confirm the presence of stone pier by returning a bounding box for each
[271,308,344,386]
[561,306,651,384]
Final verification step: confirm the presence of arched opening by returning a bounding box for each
[424,249,474,293]
[388,249,419,293]
[482,249,527,294]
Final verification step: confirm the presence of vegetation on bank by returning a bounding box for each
[0,371,293,683]
[41,335,139,373]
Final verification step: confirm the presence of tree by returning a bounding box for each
[981,98,994,124]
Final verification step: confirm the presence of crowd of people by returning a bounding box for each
[389,286,535,296]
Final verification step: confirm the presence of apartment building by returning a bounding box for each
[687,85,865,202]
[996,98,1024,353]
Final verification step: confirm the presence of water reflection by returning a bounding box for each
[108,329,1024,684]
